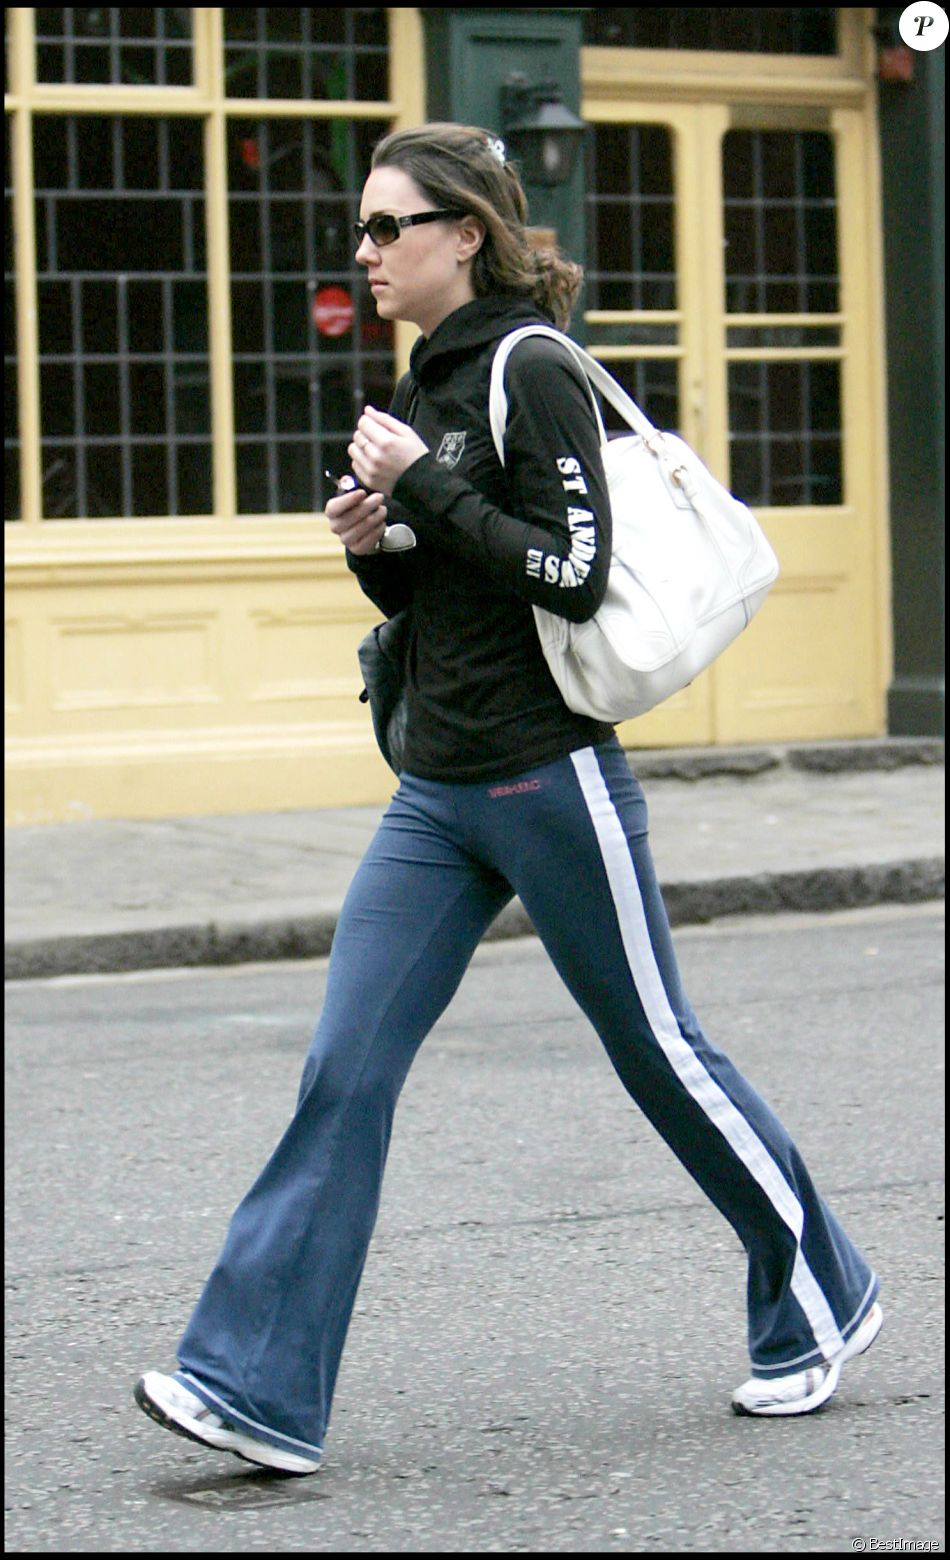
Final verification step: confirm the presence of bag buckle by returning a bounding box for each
[669,464,699,500]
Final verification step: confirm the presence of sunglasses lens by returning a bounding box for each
[355,216,399,247]
[369,216,399,245]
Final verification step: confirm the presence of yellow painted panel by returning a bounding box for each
[715,583,868,740]
[4,524,391,819]
[52,613,220,710]
[5,618,24,714]
[249,608,368,708]
[714,502,879,741]
[4,573,394,821]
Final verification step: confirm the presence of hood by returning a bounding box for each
[409,296,555,386]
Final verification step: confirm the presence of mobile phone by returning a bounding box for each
[323,469,416,553]
[324,468,359,495]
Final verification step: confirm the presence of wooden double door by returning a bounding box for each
[583,98,887,746]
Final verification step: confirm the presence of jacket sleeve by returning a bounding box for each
[345,548,414,618]
[345,370,417,619]
[390,339,612,623]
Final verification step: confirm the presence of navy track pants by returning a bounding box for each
[176,738,878,1462]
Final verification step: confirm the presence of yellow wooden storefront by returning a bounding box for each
[4,9,890,823]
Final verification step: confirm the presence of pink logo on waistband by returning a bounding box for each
[487,779,543,799]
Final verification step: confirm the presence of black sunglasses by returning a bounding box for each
[353,209,465,248]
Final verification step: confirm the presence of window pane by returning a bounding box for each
[34,116,210,518]
[223,8,389,101]
[723,131,839,314]
[35,8,193,86]
[729,361,842,505]
[601,359,680,439]
[583,10,836,54]
[228,116,394,514]
[586,124,676,313]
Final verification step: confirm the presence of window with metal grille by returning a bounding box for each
[583,9,837,54]
[584,123,680,438]
[223,8,387,100]
[724,130,843,506]
[9,6,395,521]
[229,113,394,514]
[35,7,194,87]
[34,114,211,518]
[724,131,838,314]
[222,9,393,513]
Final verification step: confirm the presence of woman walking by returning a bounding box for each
[135,123,881,1476]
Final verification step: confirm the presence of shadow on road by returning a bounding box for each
[151,1468,329,1510]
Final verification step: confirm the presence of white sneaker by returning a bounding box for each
[732,1301,884,1417]
[134,1371,321,1475]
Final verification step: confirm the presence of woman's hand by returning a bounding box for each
[349,407,428,496]
[325,484,388,556]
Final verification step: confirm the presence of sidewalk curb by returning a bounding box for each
[5,856,943,982]
[629,736,944,781]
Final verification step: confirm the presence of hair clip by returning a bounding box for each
[486,136,506,167]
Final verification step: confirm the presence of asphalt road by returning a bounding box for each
[5,904,945,1554]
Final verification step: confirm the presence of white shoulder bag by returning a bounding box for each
[488,325,780,723]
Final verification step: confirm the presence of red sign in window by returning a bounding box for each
[312,286,355,338]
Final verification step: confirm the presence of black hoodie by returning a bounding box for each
[348,296,615,782]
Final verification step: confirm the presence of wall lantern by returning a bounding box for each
[500,74,587,188]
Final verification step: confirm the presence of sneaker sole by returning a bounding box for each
[134,1376,319,1476]
[732,1301,884,1417]
[134,1375,235,1452]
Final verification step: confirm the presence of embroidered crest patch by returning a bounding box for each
[436,431,467,469]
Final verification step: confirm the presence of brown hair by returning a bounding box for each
[369,123,583,331]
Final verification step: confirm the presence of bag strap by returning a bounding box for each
[488,324,658,465]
